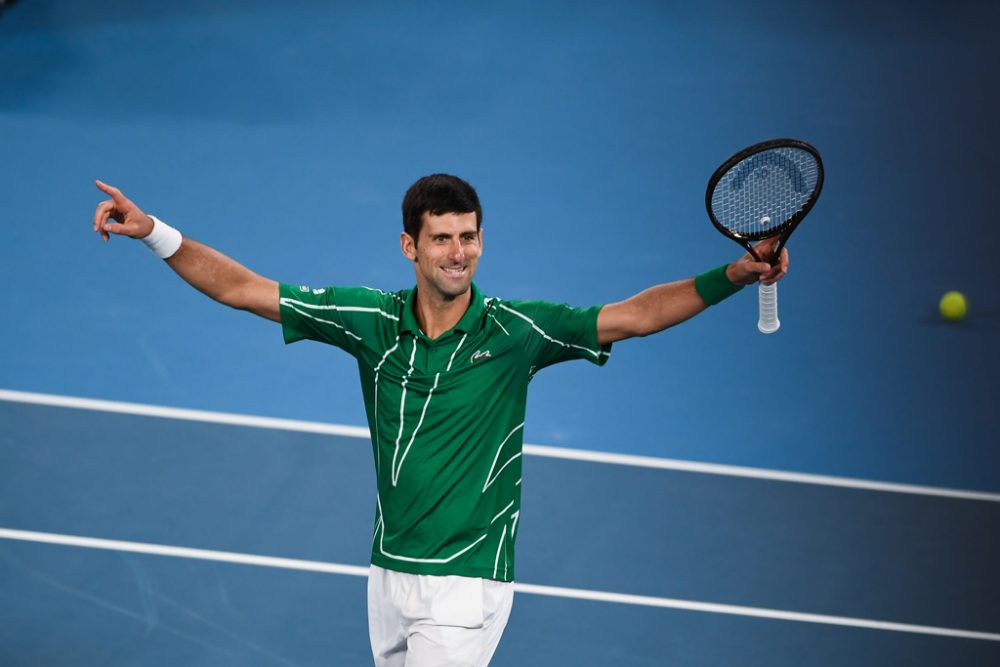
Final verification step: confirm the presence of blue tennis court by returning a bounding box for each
[2,393,999,665]
[2,0,999,664]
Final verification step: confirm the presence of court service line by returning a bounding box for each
[1,527,997,643]
[522,445,1000,503]
[0,389,370,439]
[2,388,998,503]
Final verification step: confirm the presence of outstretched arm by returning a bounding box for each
[596,236,789,344]
[92,181,281,322]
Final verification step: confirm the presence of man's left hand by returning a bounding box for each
[726,236,789,286]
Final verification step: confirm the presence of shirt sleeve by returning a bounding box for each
[279,284,398,357]
[504,300,612,372]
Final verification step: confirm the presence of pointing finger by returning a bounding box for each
[95,180,131,208]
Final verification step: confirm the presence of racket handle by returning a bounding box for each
[757,282,780,334]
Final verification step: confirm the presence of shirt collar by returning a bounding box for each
[399,283,485,338]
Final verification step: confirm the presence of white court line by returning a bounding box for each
[0,389,370,439]
[522,445,1000,503]
[2,388,999,503]
[0,528,370,578]
[512,581,1000,643]
[1,527,997,643]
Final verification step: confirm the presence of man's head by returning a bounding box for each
[400,174,484,302]
[401,173,482,242]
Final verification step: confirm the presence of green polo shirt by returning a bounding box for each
[279,282,610,581]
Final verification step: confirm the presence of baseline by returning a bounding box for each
[2,388,997,502]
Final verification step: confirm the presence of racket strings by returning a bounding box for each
[710,147,820,238]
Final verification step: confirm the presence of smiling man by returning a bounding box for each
[93,173,787,666]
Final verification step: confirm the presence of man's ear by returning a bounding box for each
[400,232,417,261]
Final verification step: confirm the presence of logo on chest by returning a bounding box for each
[470,349,492,364]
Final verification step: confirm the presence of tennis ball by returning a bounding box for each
[939,291,967,322]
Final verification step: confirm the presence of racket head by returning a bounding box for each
[705,138,824,260]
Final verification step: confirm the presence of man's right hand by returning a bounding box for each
[93,180,154,242]
[92,180,282,322]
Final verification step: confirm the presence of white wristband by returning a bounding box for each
[143,215,183,259]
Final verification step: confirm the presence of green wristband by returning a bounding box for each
[695,264,744,306]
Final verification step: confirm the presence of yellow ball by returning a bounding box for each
[939,291,967,321]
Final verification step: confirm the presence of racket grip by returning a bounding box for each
[757,282,780,334]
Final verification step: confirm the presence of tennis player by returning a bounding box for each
[92,174,787,666]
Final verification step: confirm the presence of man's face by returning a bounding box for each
[401,211,482,301]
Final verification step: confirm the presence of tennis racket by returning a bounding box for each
[706,138,824,333]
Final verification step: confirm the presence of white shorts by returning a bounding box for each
[367,565,514,667]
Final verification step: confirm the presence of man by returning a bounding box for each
[92,174,787,666]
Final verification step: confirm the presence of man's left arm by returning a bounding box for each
[597,236,790,345]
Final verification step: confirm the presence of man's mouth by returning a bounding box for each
[441,266,466,277]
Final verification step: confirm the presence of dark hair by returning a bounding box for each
[402,174,482,242]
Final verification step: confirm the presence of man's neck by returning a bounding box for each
[414,287,472,340]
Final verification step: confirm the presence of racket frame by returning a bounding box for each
[704,138,824,264]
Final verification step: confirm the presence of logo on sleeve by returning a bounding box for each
[470,350,492,364]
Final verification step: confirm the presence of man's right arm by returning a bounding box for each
[93,180,281,322]
[165,238,280,322]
